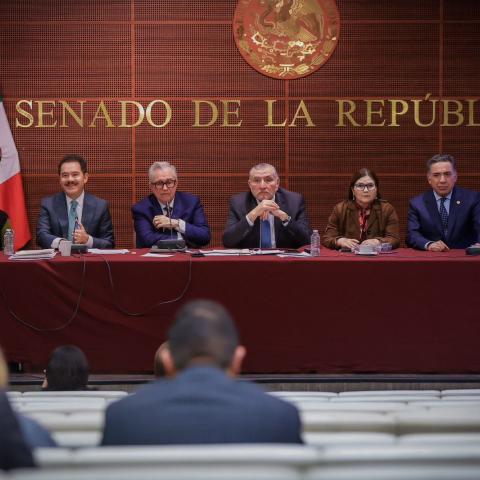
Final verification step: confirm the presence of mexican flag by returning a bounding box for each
[0,97,31,249]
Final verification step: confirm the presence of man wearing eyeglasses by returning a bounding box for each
[222,163,311,249]
[407,154,480,251]
[132,161,210,248]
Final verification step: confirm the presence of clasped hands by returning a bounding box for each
[153,215,179,230]
[248,199,289,223]
[336,237,381,250]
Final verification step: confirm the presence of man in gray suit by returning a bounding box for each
[37,154,114,249]
[102,300,303,445]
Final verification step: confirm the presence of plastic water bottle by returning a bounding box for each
[310,229,320,257]
[3,228,15,256]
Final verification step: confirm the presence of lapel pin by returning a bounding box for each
[457,200,461,205]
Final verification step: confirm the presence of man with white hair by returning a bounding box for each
[132,161,210,248]
[223,163,311,249]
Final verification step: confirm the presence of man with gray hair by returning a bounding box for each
[132,161,210,248]
[223,163,311,249]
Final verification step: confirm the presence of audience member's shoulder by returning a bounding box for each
[16,413,57,448]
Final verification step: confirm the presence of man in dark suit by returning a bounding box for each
[407,154,480,251]
[0,391,35,470]
[223,163,311,249]
[101,300,303,445]
[132,161,210,248]
[36,154,114,249]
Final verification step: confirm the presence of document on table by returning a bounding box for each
[199,249,252,256]
[88,249,130,254]
[142,253,175,258]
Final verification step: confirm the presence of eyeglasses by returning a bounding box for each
[354,183,376,191]
[151,179,176,189]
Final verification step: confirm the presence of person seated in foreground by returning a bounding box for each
[0,347,55,450]
[42,345,90,391]
[322,168,400,250]
[407,154,480,251]
[153,342,169,379]
[102,300,303,445]
[223,163,312,249]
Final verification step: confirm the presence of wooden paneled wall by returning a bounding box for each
[1,0,479,248]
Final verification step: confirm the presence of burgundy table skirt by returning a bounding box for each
[0,249,479,374]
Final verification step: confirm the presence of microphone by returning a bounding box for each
[165,203,173,239]
[466,244,480,256]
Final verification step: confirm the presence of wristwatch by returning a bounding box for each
[282,215,291,226]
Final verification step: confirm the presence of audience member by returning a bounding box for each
[102,300,303,445]
[0,347,55,451]
[223,163,311,249]
[42,345,89,391]
[153,342,169,378]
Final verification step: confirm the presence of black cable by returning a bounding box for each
[0,254,87,332]
[101,252,192,316]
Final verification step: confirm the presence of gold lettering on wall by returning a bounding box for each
[12,96,479,128]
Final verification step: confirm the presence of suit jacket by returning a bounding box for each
[36,191,114,249]
[322,199,400,249]
[0,390,35,471]
[407,186,480,249]
[132,192,210,248]
[223,188,312,249]
[16,414,57,448]
[101,365,302,445]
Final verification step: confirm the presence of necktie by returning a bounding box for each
[439,197,448,235]
[67,200,78,241]
[260,219,271,248]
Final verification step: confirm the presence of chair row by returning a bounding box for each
[3,444,480,480]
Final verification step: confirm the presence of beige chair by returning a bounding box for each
[301,412,395,433]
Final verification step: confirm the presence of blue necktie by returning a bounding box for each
[439,197,448,235]
[67,200,78,241]
[261,219,271,248]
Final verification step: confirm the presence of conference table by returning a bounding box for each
[0,248,479,374]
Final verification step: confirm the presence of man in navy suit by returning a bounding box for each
[101,300,303,445]
[407,154,480,251]
[36,155,114,249]
[132,161,210,248]
[223,163,312,249]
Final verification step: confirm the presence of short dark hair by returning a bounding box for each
[348,168,381,200]
[44,345,89,391]
[168,300,239,371]
[58,154,88,175]
[426,154,456,172]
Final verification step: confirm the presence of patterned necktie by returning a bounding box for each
[67,200,78,240]
[439,197,449,235]
[261,219,271,248]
